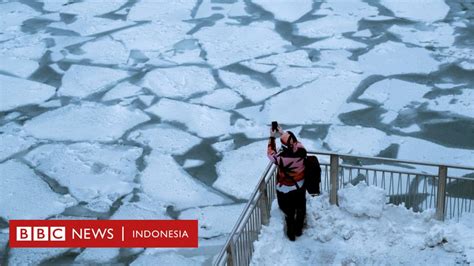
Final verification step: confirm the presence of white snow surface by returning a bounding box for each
[213,140,269,199]
[179,204,245,238]
[358,41,440,76]
[128,124,201,155]
[146,99,231,138]
[251,0,313,22]
[0,160,74,221]
[194,21,289,68]
[25,142,142,204]
[380,0,450,23]
[0,74,56,112]
[142,66,216,99]
[58,65,129,98]
[252,183,474,265]
[23,102,149,141]
[140,152,228,210]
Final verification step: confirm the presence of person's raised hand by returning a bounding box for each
[277,126,283,135]
[270,127,276,138]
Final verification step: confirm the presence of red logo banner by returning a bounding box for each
[9,220,198,248]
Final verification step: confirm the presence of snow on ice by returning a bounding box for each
[0,127,37,161]
[358,41,440,76]
[102,82,143,102]
[0,74,56,112]
[179,204,245,238]
[0,160,74,221]
[146,99,231,138]
[25,142,142,205]
[58,65,129,98]
[128,124,201,155]
[23,102,149,141]
[194,21,289,68]
[140,152,228,210]
[251,183,474,265]
[213,140,269,199]
[142,66,216,99]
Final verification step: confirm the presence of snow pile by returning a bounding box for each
[252,183,474,265]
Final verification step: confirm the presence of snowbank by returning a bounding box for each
[251,183,474,265]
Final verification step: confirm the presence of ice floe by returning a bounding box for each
[0,33,46,60]
[0,160,74,221]
[254,50,313,67]
[213,140,269,199]
[128,124,201,155]
[146,99,231,138]
[194,0,248,19]
[380,0,450,23]
[68,36,130,65]
[50,0,127,17]
[0,56,38,78]
[307,36,367,50]
[314,0,378,19]
[112,22,193,53]
[58,65,129,98]
[251,0,313,22]
[219,70,282,103]
[183,159,206,168]
[352,29,372,38]
[127,0,196,22]
[140,152,228,210]
[0,74,56,112]
[74,248,119,264]
[8,248,70,266]
[388,23,455,48]
[194,21,289,68]
[142,66,216,99]
[358,41,440,76]
[0,128,37,162]
[426,89,474,119]
[237,73,363,125]
[50,16,134,36]
[131,252,206,266]
[179,204,245,238]
[24,102,149,141]
[359,78,432,113]
[0,2,40,30]
[25,142,142,205]
[111,193,169,220]
[102,82,143,102]
[325,125,391,156]
[296,16,358,38]
[190,89,242,110]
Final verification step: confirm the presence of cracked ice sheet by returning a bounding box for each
[380,0,450,23]
[213,140,269,199]
[8,248,70,266]
[146,99,231,138]
[314,0,378,19]
[49,16,134,36]
[0,56,38,78]
[112,21,193,53]
[358,41,440,76]
[296,16,359,38]
[66,36,130,65]
[190,89,242,110]
[0,74,56,112]
[142,66,216,99]
[219,70,282,103]
[251,0,313,22]
[128,124,201,155]
[127,0,196,22]
[388,23,455,48]
[359,78,432,113]
[254,50,314,67]
[179,204,245,238]
[102,82,143,102]
[48,0,126,16]
[140,152,228,210]
[0,2,40,30]
[0,160,75,221]
[194,21,289,68]
[0,125,37,161]
[74,248,119,264]
[194,0,247,19]
[23,102,149,142]
[237,73,364,125]
[426,89,474,119]
[0,33,46,60]
[58,65,129,99]
[25,142,142,205]
[307,36,367,50]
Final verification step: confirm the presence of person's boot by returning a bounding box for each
[286,217,296,241]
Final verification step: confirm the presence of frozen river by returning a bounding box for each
[0,0,473,264]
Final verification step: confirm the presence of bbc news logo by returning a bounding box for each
[16,226,66,241]
[10,220,198,248]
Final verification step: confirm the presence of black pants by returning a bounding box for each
[277,188,306,234]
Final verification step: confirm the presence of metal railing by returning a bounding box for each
[214,151,474,266]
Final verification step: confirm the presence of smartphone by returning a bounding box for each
[271,121,278,132]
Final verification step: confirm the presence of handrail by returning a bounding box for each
[214,150,474,266]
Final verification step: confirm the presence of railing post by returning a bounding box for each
[259,182,270,225]
[330,155,339,205]
[226,244,234,266]
[436,165,448,221]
